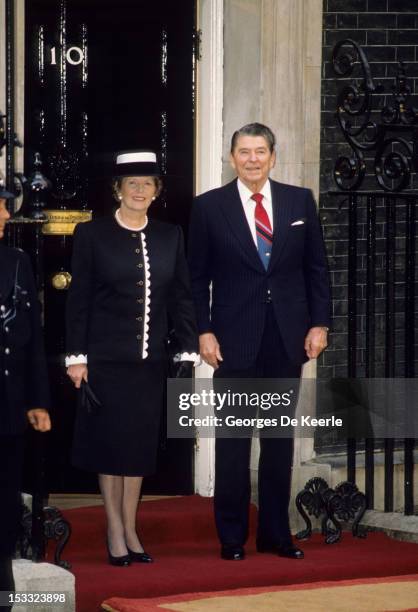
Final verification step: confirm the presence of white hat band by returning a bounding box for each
[117,152,157,164]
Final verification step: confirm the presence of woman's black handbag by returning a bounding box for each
[80,379,102,414]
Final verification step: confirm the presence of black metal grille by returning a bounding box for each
[328,191,417,514]
[325,39,418,516]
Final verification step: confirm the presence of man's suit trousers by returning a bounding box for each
[213,304,301,547]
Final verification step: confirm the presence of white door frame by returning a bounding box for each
[194,0,224,496]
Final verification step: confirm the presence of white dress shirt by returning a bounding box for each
[236,178,274,246]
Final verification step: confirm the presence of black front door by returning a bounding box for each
[24,0,196,494]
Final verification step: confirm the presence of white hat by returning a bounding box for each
[114,150,160,177]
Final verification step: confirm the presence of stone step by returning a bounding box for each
[12,559,75,612]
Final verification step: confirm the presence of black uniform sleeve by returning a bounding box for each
[66,222,94,358]
[19,252,51,410]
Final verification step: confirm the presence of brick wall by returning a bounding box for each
[319,0,418,387]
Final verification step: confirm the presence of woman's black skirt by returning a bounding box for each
[71,360,166,476]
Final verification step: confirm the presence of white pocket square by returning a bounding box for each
[291,220,305,226]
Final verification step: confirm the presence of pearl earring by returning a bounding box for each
[152,196,156,201]
[118,194,122,201]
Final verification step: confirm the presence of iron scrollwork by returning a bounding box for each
[16,503,71,569]
[295,477,333,540]
[43,506,72,569]
[332,39,418,192]
[327,481,367,542]
[295,477,367,544]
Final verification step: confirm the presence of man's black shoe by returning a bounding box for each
[221,545,245,560]
[256,542,304,559]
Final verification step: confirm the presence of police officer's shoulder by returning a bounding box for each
[1,246,34,280]
[7,245,30,264]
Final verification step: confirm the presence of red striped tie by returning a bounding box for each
[251,193,273,269]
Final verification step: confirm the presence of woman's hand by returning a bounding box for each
[67,364,88,388]
[27,409,51,432]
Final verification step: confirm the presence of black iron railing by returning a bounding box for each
[329,191,417,515]
[328,39,418,516]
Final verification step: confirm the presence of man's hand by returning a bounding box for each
[304,326,328,359]
[67,364,88,388]
[199,333,223,369]
[27,409,51,432]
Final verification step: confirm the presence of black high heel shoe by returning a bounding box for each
[107,542,131,567]
[127,547,154,563]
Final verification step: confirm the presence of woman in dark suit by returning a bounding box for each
[66,151,198,566]
[0,188,51,606]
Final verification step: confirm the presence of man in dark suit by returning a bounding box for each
[0,188,51,608]
[188,123,331,561]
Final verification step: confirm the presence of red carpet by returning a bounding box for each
[56,496,418,612]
